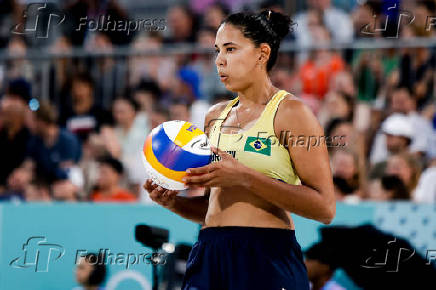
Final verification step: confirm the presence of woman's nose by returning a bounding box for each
[215,53,225,67]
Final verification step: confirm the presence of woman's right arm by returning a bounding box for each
[167,188,211,224]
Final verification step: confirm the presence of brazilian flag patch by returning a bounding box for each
[244,137,271,156]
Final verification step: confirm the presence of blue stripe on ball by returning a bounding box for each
[152,125,211,171]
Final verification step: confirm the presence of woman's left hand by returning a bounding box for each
[183,146,250,189]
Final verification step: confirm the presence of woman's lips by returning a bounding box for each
[220,75,228,82]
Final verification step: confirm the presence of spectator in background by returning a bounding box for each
[331,149,361,202]
[169,100,191,122]
[48,35,77,110]
[74,253,106,290]
[91,156,136,202]
[165,5,199,44]
[24,180,51,202]
[304,224,436,290]
[385,153,421,195]
[0,78,32,189]
[190,0,249,14]
[27,101,81,184]
[150,104,170,129]
[64,0,133,46]
[389,86,434,157]
[325,118,353,151]
[133,79,161,118]
[128,32,176,92]
[331,71,356,100]
[0,164,33,202]
[351,0,382,39]
[270,66,300,99]
[171,66,202,105]
[414,157,436,203]
[51,177,79,202]
[203,2,230,30]
[60,73,112,142]
[318,92,354,128]
[370,113,413,165]
[0,0,22,49]
[305,243,346,290]
[368,175,410,201]
[6,36,33,81]
[192,26,227,103]
[298,25,345,99]
[79,133,111,198]
[399,3,435,108]
[86,31,127,110]
[112,97,149,196]
[294,0,353,60]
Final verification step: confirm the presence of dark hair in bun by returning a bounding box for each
[222,10,293,71]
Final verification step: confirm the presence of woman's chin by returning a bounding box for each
[223,83,238,92]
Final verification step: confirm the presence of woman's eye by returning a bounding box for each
[226,47,235,52]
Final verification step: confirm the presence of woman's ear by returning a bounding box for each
[258,43,271,65]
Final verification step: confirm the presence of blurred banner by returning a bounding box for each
[0,202,435,289]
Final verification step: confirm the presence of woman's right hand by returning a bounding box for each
[143,179,179,209]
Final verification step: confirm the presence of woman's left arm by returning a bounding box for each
[244,99,336,224]
[184,99,336,224]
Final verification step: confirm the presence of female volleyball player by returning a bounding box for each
[144,10,335,290]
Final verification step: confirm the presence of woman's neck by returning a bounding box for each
[237,78,278,106]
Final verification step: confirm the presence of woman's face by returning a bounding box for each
[215,24,262,92]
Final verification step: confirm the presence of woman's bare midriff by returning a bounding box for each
[201,186,295,230]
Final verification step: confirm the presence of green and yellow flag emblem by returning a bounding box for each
[244,137,271,156]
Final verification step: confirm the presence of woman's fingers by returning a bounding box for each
[143,179,157,191]
[144,180,179,205]
[185,171,215,185]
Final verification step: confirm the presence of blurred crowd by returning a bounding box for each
[0,0,435,204]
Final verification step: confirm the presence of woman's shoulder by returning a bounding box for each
[203,99,233,133]
[276,92,321,130]
[278,91,307,113]
[208,99,233,115]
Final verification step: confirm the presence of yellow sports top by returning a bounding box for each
[208,89,301,185]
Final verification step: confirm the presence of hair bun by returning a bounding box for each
[260,10,292,41]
